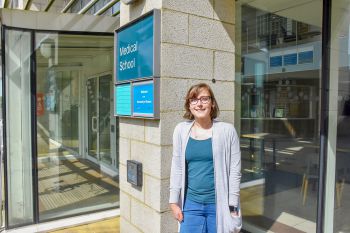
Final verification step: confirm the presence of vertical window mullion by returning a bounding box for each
[30,30,39,224]
[317,0,332,232]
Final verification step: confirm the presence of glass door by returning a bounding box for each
[87,77,98,161]
[86,74,117,172]
[98,75,113,166]
[36,33,118,222]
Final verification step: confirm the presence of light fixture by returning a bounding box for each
[40,38,55,59]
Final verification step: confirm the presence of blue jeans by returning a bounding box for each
[180,199,217,233]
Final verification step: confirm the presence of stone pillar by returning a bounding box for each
[119,1,236,232]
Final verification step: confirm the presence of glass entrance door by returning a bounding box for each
[86,74,117,172]
[36,33,118,222]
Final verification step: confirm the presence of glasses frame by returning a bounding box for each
[189,96,212,105]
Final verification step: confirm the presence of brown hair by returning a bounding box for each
[183,83,220,120]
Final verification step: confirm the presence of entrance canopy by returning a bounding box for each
[1,0,120,17]
[0,7,119,32]
[0,0,120,33]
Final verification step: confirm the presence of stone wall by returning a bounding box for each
[119,1,236,232]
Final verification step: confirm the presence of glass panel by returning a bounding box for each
[87,78,98,159]
[65,0,120,16]
[70,0,90,14]
[29,0,67,12]
[36,33,119,221]
[46,0,74,13]
[5,29,34,227]
[98,75,112,165]
[109,1,121,16]
[235,1,322,232]
[88,0,108,15]
[330,1,350,232]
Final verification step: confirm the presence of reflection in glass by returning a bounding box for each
[5,29,34,227]
[235,1,322,232]
[88,78,98,160]
[87,75,115,167]
[36,33,119,221]
[331,1,350,232]
[99,75,112,166]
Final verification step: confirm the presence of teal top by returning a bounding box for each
[185,137,215,204]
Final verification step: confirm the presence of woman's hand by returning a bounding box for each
[230,211,239,217]
[170,203,183,222]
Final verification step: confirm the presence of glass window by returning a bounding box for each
[4,29,34,227]
[235,1,322,232]
[330,1,350,232]
[46,0,75,13]
[35,33,119,221]
[87,0,108,15]
[70,0,86,13]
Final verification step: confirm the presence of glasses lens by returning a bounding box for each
[190,99,198,105]
[200,96,211,104]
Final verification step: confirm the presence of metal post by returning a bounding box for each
[317,0,332,232]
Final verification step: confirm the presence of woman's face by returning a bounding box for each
[189,88,213,121]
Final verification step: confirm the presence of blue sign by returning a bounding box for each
[115,84,131,116]
[133,82,154,116]
[116,13,154,82]
[284,53,297,66]
[298,51,313,64]
[270,56,282,67]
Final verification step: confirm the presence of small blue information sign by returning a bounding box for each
[133,81,154,117]
[115,84,131,116]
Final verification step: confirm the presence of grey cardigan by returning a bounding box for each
[169,120,242,233]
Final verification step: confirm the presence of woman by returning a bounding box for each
[169,83,242,233]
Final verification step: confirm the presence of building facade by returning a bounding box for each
[0,0,349,233]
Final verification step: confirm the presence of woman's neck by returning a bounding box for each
[194,118,212,129]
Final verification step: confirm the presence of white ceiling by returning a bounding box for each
[238,0,322,27]
[238,0,350,40]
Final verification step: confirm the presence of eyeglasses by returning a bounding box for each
[189,96,211,105]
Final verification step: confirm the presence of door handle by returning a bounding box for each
[92,116,98,132]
